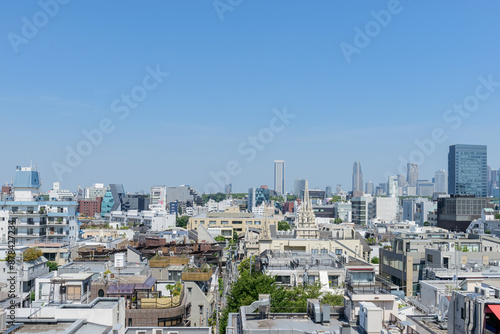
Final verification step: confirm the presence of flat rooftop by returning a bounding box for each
[242,314,348,333]
[8,322,72,334]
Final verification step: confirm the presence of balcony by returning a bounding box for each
[181,267,212,281]
[10,211,47,217]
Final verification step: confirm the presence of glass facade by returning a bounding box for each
[448,144,487,197]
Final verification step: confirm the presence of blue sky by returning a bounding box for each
[1,1,499,194]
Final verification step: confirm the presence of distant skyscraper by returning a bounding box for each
[397,175,407,187]
[448,144,487,197]
[490,168,500,197]
[365,181,374,195]
[274,160,285,195]
[294,178,306,198]
[352,161,364,194]
[387,176,398,198]
[325,186,333,197]
[407,163,418,186]
[434,169,448,194]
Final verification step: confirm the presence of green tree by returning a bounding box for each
[220,257,325,334]
[23,248,43,262]
[233,231,238,242]
[495,213,500,220]
[423,221,430,226]
[277,221,290,231]
[321,291,344,306]
[371,256,380,264]
[333,218,343,224]
[176,215,189,229]
[47,261,59,272]
[178,206,183,215]
[215,235,226,242]
[286,195,298,202]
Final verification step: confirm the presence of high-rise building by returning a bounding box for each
[325,186,333,197]
[416,180,434,197]
[387,176,398,198]
[352,161,364,195]
[294,178,306,198]
[490,168,500,197]
[407,163,418,186]
[273,160,285,195]
[434,169,448,194]
[397,174,407,188]
[448,144,488,197]
[365,181,374,195]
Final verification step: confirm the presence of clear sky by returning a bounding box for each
[1,1,499,194]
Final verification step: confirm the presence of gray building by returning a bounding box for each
[352,161,364,195]
[273,160,285,195]
[437,195,494,232]
[434,169,448,194]
[407,163,419,187]
[448,144,488,197]
[294,178,306,198]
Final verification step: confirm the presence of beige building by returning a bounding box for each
[188,206,281,236]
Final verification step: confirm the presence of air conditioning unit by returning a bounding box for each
[136,331,147,334]
[153,330,163,334]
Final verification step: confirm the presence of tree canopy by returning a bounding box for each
[23,248,43,262]
[277,221,290,231]
[219,256,342,334]
[176,215,189,229]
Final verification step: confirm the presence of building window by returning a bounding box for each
[328,276,339,288]
[221,221,229,225]
[199,305,203,314]
[254,221,261,225]
[427,254,433,263]
[335,249,342,255]
[98,289,105,297]
[276,276,291,285]
[158,317,183,327]
[307,275,317,285]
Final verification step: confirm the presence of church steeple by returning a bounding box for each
[296,178,319,239]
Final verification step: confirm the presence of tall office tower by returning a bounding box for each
[352,161,364,195]
[365,181,374,195]
[274,160,285,195]
[397,175,407,187]
[387,176,398,198]
[407,163,419,186]
[294,178,306,198]
[434,169,448,194]
[448,144,488,197]
[325,186,333,197]
[487,166,499,197]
